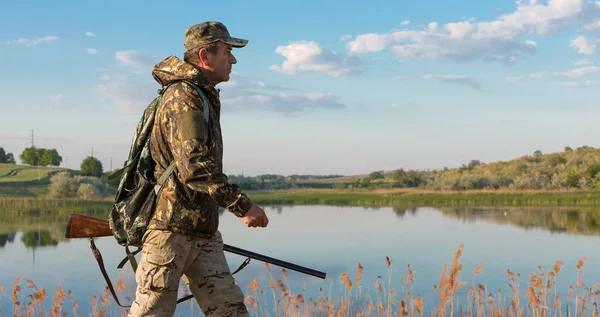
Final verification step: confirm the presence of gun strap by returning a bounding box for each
[89,238,251,308]
[89,238,131,308]
[117,246,141,271]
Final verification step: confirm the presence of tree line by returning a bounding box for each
[1,145,104,177]
[362,146,600,191]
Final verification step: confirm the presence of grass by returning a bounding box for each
[2,245,599,317]
[0,164,67,183]
[0,163,74,197]
[246,188,600,208]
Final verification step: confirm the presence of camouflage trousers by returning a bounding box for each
[127,229,249,317]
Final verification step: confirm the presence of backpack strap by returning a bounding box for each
[155,80,210,187]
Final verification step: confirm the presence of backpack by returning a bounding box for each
[107,79,209,266]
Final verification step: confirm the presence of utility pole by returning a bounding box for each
[91,147,94,158]
[30,129,34,147]
[110,157,112,171]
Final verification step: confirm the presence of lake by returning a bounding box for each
[1,204,600,316]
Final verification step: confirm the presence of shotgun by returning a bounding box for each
[65,213,327,279]
[65,213,327,308]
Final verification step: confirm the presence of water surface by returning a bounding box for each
[1,205,599,316]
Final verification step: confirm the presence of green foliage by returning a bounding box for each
[385,147,600,191]
[0,147,16,164]
[19,147,39,165]
[18,146,62,166]
[369,171,385,179]
[4,153,15,164]
[80,156,103,177]
[40,149,62,166]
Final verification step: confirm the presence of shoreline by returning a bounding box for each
[2,188,600,210]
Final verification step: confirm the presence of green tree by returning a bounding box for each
[40,148,62,166]
[587,164,600,179]
[80,156,103,177]
[4,153,15,164]
[0,147,14,164]
[533,150,542,157]
[369,171,384,179]
[19,146,39,165]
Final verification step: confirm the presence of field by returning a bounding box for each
[0,164,69,197]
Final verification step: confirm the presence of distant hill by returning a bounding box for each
[342,146,600,191]
[0,163,70,182]
[0,163,73,197]
[228,146,600,191]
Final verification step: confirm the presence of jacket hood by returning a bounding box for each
[151,55,214,91]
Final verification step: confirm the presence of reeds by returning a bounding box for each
[2,245,599,317]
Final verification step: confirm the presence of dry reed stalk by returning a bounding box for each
[12,275,23,317]
[66,290,80,317]
[50,286,64,317]
[264,262,281,317]
[356,263,363,303]
[385,256,393,317]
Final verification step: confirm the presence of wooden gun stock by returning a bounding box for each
[65,213,327,280]
[66,213,113,239]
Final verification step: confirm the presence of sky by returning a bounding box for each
[1,0,600,176]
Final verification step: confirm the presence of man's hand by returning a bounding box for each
[241,204,269,228]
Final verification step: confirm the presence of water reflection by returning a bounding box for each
[437,206,600,236]
[2,205,600,253]
[0,233,15,247]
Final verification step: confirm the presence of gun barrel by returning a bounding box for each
[224,244,327,279]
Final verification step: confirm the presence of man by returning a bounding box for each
[127,21,269,317]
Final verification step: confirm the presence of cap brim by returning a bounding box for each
[223,36,248,48]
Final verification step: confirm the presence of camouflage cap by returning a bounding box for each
[184,21,248,51]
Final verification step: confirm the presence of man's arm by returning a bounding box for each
[163,86,253,217]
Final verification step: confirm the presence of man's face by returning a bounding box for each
[204,42,237,85]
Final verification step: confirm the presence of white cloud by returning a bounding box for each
[573,58,593,66]
[115,50,153,68]
[401,20,411,26]
[584,19,600,35]
[222,92,345,114]
[4,36,58,47]
[562,80,600,87]
[530,65,600,78]
[340,34,352,41]
[394,73,482,90]
[93,81,155,114]
[345,0,600,64]
[85,32,96,37]
[271,40,361,77]
[93,51,157,114]
[82,48,99,55]
[570,36,599,55]
[219,72,346,114]
[48,94,63,102]
[507,65,599,82]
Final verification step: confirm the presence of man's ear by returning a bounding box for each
[198,48,209,67]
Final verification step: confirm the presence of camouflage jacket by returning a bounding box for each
[147,55,253,238]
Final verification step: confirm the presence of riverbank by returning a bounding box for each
[2,188,600,211]
[245,188,600,207]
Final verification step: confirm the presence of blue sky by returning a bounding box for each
[1,0,600,176]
